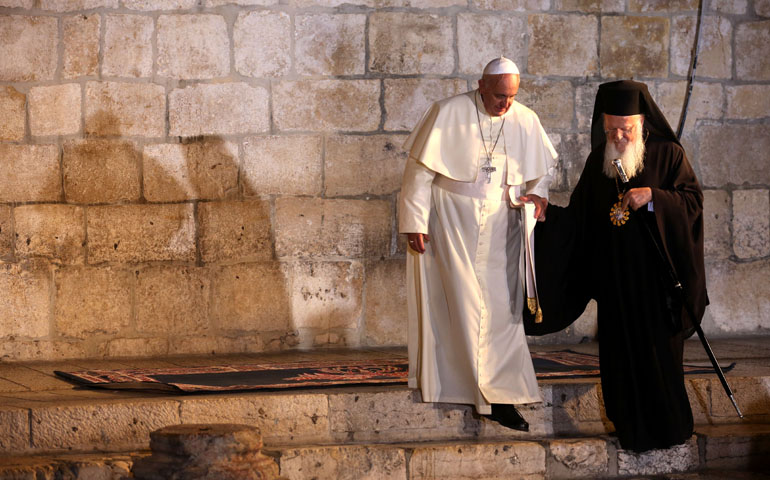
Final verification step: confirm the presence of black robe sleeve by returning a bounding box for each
[523,158,595,336]
[648,142,709,334]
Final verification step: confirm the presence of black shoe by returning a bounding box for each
[484,404,529,432]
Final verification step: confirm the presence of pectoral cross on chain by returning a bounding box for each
[481,161,496,184]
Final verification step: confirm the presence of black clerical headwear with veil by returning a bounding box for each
[589,80,680,150]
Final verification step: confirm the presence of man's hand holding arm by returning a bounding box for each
[518,194,548,221]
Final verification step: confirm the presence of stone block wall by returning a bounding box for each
[0,0,767,361]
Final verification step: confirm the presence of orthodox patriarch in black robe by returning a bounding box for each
[526,80,709,452]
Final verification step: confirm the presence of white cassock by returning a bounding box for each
[398,90,557,414]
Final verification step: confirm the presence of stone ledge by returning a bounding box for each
[1,427,769,480]
[1,375,766,457]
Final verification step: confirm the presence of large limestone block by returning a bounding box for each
[0,262,51,339]
[712,0,748,14]
[85,81,165,137]
[157,14,229,79]
[528,14,598,76]
[180,393,332,445]
[14,204,85,265]
[727,85,770,119]
[205,0,276,5]
[62,139,141,204]
[86,204,196,263]
[457,14,526,75]
[709,376,770,418]
[30,400,179,452]
[273,80,380,132]
[135,266,210,336]
[0,407,29,454]
[327,389,474,443]
[102,337,169,358]
[54,266,131,339]
[516,79,574,130]
[325,134,407,196]
[169,83,269,136]
[629,0,698,11]
[369,12,453,75]
[697,125,770,187]
[617,438,698,475]
[199,200,272,263]
[0,15,57,81]
[410,441,546,479]
[123,0,198,9]
[0,339,86,362]
[287,260,363,330]
[143,141,239,202]
[0,205,11,261]
[210,262,291,333]
[600,16,669,78]
[655,82,723,136]
[706,259,770,332]
[0,144,61,202]
[293,0,461,5]
[103,14,154,78]
[472,0,549,9]
[278,445,407,480]
[702,190,731,259]
[0,86,25,141]
[0,0,33,7]
[575,81,603,129]
[364,259,407,346]
[758,0,770,17]
[242,135,323,196]
[169,333,264,355]
[553,133,591,192]
[549,438,609,478]
[549,383,608,434]
[40,0,118,10]
[736,21,770,80]
[63,14,99,79]
[553,0,624,12]
[295,14,366,76]
[671,15,732,79]
[234,10,291,77]
[733,189,770,259]
[703,425,770,469]
[29,84,82,136]
[384,78,467,132]
[275,198,391,258]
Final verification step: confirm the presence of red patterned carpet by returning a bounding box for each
[54,351,731,393]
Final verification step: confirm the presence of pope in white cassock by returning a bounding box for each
[398,57,557,431]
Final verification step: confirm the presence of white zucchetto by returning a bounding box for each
[482,56,520,75]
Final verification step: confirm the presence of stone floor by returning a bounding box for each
[1,335,769,479]
[1,335,769,408]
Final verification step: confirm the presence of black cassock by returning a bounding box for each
[527,133,709,452]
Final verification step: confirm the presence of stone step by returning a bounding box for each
[1,425,769,479]
[1,371,767,458]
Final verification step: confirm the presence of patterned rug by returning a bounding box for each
[53,350,733,393]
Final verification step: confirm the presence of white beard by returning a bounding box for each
[603,135,646,180]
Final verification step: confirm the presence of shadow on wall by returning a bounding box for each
[56,109,297,358]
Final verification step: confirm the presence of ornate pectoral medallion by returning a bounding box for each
[609,193,630,227]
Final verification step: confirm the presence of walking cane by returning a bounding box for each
[666,0,743,418]
[613,160,743,418]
